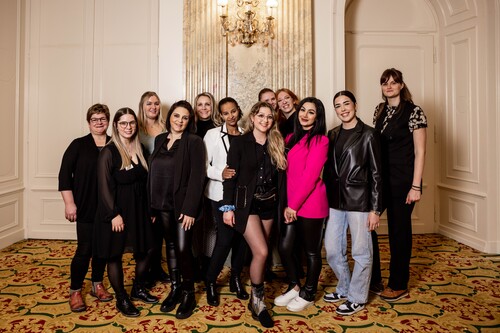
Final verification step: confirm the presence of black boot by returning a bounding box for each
[160,269,182,312]
[176,289,196,319]
[206,282,219,306]
[131,279,158,304]
[248,283,274,328]
[230,272,249,300]
[116,293,140,317]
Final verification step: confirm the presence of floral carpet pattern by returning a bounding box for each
[0,234,499,332]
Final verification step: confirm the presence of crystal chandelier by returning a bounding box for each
[217,0,278,47]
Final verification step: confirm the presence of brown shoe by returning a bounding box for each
[69,290,86,312]
[91,283,114,302]
[380,287,408,302]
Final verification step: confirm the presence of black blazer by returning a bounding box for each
[149,131,206,219]
[323,118,383,213]
[223,132,285,234]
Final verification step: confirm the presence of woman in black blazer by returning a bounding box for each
[221,101,287,328]
[148,100,206,320]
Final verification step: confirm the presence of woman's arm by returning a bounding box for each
[204,130,225,182]
[407,127,426,204]
[97,147,120,222]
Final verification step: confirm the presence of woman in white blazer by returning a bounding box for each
[204,97,248,306]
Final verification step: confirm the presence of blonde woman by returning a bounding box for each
[194,92,221,138]
[221,101,287,328]
[94,108,157,317]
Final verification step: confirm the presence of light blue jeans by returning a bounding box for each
[325,208,373,304]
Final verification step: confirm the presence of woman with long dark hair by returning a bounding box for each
[274,97,329,312]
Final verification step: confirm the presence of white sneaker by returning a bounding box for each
[286,295,313,312]
[274,288,299,306]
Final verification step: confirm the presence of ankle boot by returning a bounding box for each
[176,289,196,319]
[248,283,274,328]
[160,269,182,312]
[131,279,158,304]
[229,272,249,300]
[206,282,219,306]
[116,293,140,317]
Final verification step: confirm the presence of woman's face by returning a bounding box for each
[196,96,212,121]
[143,95,161,120]
[260,91,277,110]
[88,113,109,136]
[381,76,404,99]
[277,91,295,115]
[334,95,356,126]
[220,102,240,128]
[251,106,274,134]
[169,106,190,135]
[298,102,317,130]
[116,114,137,140]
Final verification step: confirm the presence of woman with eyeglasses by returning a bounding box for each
[58,104,113,312]
[94,108,157,317]
[148,100,206,319]
[221,101,287,328]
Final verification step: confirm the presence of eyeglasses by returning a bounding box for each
[90,117,108,123]
[117,121,137,128]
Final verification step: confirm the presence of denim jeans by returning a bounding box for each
[325,208,373,304]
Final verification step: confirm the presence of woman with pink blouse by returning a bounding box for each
[274,97,329,312]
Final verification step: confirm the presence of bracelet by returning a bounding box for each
[219,205,236,212]
[411,185,422,192]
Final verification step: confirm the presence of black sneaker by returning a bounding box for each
[323,292,347,303]
[335,300,365,316]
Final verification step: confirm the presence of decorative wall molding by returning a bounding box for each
[448,195,477,231]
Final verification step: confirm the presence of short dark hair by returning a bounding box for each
[86,103,110,123]
[165,100,196,133]
[218,97,243,121]
[333,90,357,105]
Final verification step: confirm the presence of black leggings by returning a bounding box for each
[157,210,194,290]
[107,249,153,297]
[206,200,248,283]
[278,216,326,298]
[70,222,107,290]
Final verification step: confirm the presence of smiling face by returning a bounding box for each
[220,101,240,128]
[169,106,190,135]
[251,106,274,135]
[143,95,161,120]
[196,95,212,121]
[88,113,109,136]
[116,114,137,140]
[334,95,357,128]
[381,75,404,100]
[277,91,295,115]
[260,91,277,110]
[298,102,317,130]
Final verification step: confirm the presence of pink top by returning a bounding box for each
[286,134,329,218]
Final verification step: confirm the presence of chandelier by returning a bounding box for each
[217,0,278,47]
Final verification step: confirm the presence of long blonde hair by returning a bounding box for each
[137,91,165,133]
[111,108,148,170]
[245,101,287,170]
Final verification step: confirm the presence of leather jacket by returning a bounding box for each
[323,118,383,213]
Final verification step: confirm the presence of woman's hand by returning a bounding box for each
[368,212,380,231]
[179,214,195,231]
[64,202,77,222]
[111,215,125,232]
[223,211,235,227]
[406,188,421,204]
[284,207,297,223]
[222,166,236,180]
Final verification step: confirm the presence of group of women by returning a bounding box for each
[58,68,427,327]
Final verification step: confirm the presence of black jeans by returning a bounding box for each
[156,210,194,290]
[70,222,107,290]
[386,195,415,290]
[206,200,248,283]
[278,216,326,300]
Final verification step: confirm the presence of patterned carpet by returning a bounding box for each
[0,234,499,333]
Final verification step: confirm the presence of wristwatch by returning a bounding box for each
[372,210,381,216]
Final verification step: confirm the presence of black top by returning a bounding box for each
[334,127,356,166]
[149,139,179,211]
[58,133,110,223]
[255,142,275,192]
[94,143,153,258]
[196,119,215,138]
[279,111,297,139]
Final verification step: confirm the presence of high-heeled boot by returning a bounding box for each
[116,292,140,317]
[229,271,249,300]
[131,279,158,304]
[160,269,182,312]
[248,283,274,328]
[176,281,196,319]
[206,281,219,306]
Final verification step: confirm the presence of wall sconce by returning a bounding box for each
[217,0,278,47]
